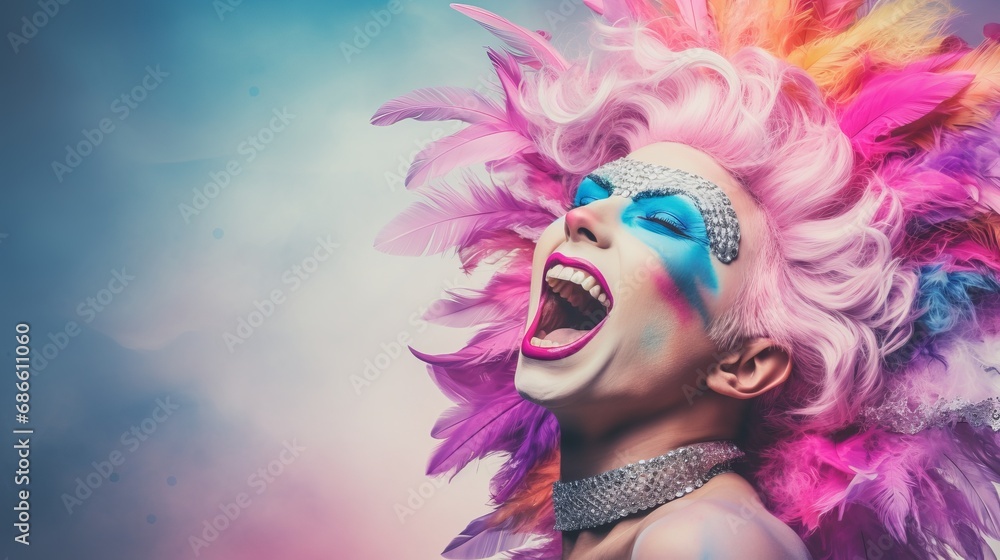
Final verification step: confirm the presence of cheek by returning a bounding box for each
[627,228,719,327]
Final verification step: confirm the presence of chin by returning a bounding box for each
[515,251,617,408]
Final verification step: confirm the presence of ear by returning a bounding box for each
[705,338,792,400]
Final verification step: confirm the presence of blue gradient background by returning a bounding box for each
[0,1,997,559]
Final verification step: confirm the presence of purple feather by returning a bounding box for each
[442,514,536,559]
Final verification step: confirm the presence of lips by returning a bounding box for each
[520,253,614,360]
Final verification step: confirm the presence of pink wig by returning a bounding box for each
[374,1,1000,558]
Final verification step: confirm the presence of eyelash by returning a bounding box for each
[641,213,687,236]
[570,200,697,240]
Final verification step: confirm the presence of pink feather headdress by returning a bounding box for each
[373,1,1000,558]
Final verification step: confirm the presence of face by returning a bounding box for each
[514,142,762,421]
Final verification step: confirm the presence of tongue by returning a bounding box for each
[544,327,587,345]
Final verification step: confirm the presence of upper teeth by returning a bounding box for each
[545,264,609,306]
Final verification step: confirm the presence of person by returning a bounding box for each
[373,1,1000,558]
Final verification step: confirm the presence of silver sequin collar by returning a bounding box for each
[587,158,741,264]
[552,441,744,531]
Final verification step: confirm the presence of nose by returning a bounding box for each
[564,202,612,248]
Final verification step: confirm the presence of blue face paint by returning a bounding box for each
[572,177,611,207]
[571,179,719,325]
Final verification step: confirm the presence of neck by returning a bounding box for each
[556,392,743,481]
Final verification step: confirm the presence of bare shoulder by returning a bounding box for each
[630,498,813,560]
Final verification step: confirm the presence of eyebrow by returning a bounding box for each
[587,174,699,206]
[583,175,613,194]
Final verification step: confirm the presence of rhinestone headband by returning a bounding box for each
[587,158,741,263]
[552,440,744,531]
[861,389,1000,435]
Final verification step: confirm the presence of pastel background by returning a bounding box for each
[0,1,996,559]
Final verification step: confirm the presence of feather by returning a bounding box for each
[583,0,606,16]
[492,452,560,531]
[370,87,506,126]
[423,266,531,328]
[816,0,866,30]
[427,396,529,475]
[457,231,534,273]
[786,0,952,99]
[405,123,535,189]
[487,48,530,136]
[374,176,554,256]
[442,514,535,560]
[939,41,1000,128]
[837,71,973,159]
[451,4,569,71]
[664,0,712,37]
[585,0,633,24]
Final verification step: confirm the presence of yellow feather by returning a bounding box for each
[943,42,1000,128]
[786,0,954,100]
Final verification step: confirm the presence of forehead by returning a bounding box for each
[586,156,741,264]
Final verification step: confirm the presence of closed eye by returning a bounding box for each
[640,213,688,237]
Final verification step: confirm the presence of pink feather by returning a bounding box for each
[450,4,569,71]
[583,0,605,16]
[666,0,711,37]
[374,176,554,256]
[405,124,535,188]
[370,87,506,126]
[838,71,975,159]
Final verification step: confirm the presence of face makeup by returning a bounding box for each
[519,158,741,360]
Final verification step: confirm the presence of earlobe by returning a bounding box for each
[705,339,792,400]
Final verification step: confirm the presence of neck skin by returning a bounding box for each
[555,390,745,481]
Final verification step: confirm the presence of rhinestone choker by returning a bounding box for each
[552,441,744,531]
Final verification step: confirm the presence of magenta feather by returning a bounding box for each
[487,48,530,136]
[374,176,553,256]
[450,4,569,71]
[370,87,506,126]
[760,426,1000,560]
[815,0,865,30]
[423,267,531,328]
[838,71,974,159]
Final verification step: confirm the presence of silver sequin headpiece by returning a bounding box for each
[587,158,741,263]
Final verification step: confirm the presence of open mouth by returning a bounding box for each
[520,253,613,361]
